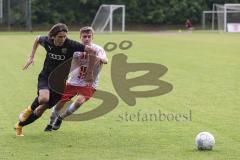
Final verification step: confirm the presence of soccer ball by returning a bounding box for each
[195,132,215,150]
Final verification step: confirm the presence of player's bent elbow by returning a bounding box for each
[101,59,108,64]
[36,35,41,41]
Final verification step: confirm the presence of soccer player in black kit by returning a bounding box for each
[15,23,96,136]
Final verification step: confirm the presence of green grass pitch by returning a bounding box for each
[0,31,239,160]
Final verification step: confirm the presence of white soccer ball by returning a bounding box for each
[195,132,215,150]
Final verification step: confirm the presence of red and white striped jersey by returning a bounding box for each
[66,43,107,89]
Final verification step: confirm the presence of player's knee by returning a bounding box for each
[38,89,50,104]
[76,97,86,105]
[38,96,49,104]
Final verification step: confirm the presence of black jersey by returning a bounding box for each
[38,36,85,77]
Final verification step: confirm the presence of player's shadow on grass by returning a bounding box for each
[188,148,220,153]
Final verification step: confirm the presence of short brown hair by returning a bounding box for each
[48,23,68,38]
[80,26,94,35]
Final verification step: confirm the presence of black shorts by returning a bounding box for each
[37,73,62,108]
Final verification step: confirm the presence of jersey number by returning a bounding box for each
[78,66,87,79]
[78,52,88,79]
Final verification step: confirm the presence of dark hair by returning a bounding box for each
[48,23,68,38]
[80,26,94,35]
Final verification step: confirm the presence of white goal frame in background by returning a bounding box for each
[202,3,240,32]
[91,4,125,32]
[0,0,3,24]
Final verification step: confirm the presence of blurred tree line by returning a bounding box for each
[31,0,240,25]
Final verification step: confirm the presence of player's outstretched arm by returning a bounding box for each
[22,36,40,70]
